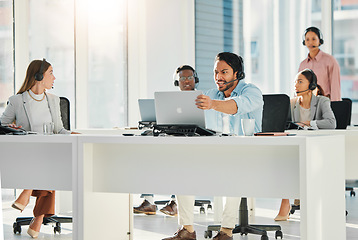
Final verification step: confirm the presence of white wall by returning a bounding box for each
[127,0,195,126]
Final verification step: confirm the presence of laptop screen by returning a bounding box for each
[138,99,156,122]
[154,91,205,128]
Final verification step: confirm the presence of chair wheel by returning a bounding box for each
[290,209,295,215]
[275,230,283,239]
[13,223,21,234]
[346,210,348,216]
[351,190,356,197]
[261,234,269,240]
[207,204,212,210]
[204,230,212,238]
[200,206,205,214]
[53,226,61,234]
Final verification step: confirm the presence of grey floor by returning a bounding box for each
[2,185,358,239]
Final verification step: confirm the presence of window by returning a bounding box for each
[333,0,358,123]
[0,0,14,115]
[244,0,308,95]
[195,0,311,95]
[195,0,243,90]
[28,0,75,125]
[87,0,127,128]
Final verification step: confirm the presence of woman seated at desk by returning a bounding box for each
[0,59,73,238]
[275,68,336,221]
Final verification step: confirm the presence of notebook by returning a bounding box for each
[138,99,156,122]
[154,91,205,128]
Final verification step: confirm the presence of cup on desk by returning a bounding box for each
[241,119,255,136]
[43,122,54,135]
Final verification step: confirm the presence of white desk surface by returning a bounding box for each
[288,127,358,179]
[0,131,346,240]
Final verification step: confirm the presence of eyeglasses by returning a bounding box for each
[179,76,195,81]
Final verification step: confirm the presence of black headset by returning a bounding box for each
[302,26,324,46]
[34,58,46,81]
[306,69,318,90]
[236,56,245,80]
[173,65,199,86]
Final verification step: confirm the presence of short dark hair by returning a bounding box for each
[176,65,195,74]
[215,52,244,79]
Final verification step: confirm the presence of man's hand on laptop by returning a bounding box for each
[196,94,213,110]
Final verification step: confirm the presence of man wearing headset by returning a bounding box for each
[133,65,198,217]
[163,52,263,240]
[174,65,198,91]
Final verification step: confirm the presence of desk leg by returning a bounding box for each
[76,143,132,240]
[300,136,346,240]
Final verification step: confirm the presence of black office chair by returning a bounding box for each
[331,100,351,129]
[342,98,352,126]
[204,94,289,240]
[13,97,73,235]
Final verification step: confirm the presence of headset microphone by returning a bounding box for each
[223,78,238,85]
[296,89,310,94]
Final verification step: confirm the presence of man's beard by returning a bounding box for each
[219,81,234,92]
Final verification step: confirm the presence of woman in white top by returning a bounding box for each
[1,59,72,238]
[274,68,336,221]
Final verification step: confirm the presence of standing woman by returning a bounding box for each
[1,59,72,238]
[299,26,341,101]
[275,69,336,221]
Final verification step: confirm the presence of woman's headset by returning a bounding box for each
[302,26,324,46]
[173,65,199,87]
[34,58,46,81]
[305,68,318,90]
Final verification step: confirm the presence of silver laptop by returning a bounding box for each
[154,91,205,128]
[138,99,156,122]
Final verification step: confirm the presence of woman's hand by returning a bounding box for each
[297,121,311,127]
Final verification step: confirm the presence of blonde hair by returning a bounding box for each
[17,59,51,94]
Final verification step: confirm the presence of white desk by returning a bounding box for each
[289,128,358,179]
[0,133,346,240]
[77,134,345,240]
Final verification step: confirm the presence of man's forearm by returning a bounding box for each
[211,99,238,115]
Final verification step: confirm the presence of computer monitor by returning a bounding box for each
[138,99,156,122]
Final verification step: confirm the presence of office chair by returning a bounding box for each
[342,98,352,126]
[204,94,289,240]
[331,99,351,129]
[13,97,73,235]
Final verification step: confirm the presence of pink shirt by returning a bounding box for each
[298,50,341,101]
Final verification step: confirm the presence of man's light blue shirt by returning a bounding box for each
[204,80,263,135]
